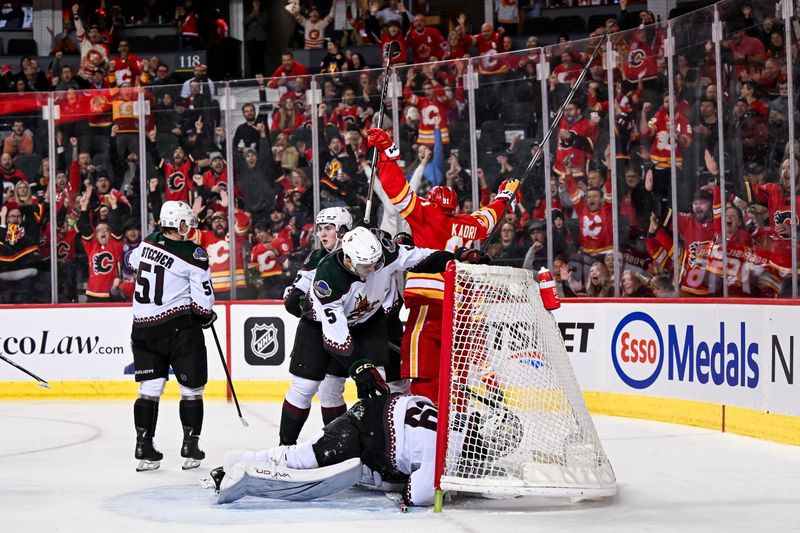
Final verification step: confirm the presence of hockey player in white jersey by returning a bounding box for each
[280,207,354,445]
[128,200,216,472]
[286,226,487,418]
[209,360,439,507]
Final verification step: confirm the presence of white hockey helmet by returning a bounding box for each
[160,200,197,236]
[341,226,384,279]
[315,207,353,233]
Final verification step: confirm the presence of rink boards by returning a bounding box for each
[0,299,798,445]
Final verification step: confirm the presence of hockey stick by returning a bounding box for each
[0,354,49,388]
[363,40,398,225]
[210,324,249,427]
[480,24,614,253]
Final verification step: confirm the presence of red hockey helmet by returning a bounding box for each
[426,186,458,216]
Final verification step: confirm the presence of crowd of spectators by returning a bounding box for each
[0,0,798,304]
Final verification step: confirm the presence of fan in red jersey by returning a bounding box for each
[194,209,252,300]
[147,128,196,203]
[367,127,518,404]
[76,187,125,302]
[406,14,444,63]
[249,221,293,299]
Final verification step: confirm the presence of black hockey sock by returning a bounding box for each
[179,398,204,436]
[134,398,159,439]
[279,399,310,445]
[321,404,347,426]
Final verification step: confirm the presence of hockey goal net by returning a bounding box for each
[434,262,616,506]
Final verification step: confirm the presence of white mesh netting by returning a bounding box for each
[439,263,616,497]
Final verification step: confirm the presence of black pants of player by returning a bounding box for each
[289,310,389,381]
[131,325,208,389]
[311,393,407,483]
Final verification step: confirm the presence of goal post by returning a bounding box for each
[433,262,616,511]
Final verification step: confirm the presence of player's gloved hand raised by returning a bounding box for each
[350,359,390,400]
[198,311,217,329]
[455,247,491,265]
[496,179,520,209]
[367,128,400,162]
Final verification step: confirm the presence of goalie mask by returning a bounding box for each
[315,207,353,251]
[160,200,197,236]
[426,186,458,216]
[341,227,384,280]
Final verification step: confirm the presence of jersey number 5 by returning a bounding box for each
[135,262,165,306]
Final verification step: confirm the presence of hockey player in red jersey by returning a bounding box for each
[367,127,518,403]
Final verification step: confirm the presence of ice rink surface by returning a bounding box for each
[2,400,799,533]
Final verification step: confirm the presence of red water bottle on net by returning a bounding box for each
[538,267,561,311]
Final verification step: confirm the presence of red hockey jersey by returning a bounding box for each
[377,158,510,305]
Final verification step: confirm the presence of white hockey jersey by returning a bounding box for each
[308,241,451,356]
[387,394,438,506]
[129,231,215,339]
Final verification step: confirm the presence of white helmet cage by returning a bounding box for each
[341,226,384,279]
[160,200,197,236]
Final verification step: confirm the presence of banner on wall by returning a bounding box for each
[0,305,227,382]
[553,302,799,417]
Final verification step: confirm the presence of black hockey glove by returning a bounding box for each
[393,232,414,247]
[455,247,491,265]
[350,359,389,400]
[199,311,217,329]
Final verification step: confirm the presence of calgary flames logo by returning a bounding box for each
[168,171,187,193]
[628,48,646,68]
[687,240,712,268]
[92,251,115,274]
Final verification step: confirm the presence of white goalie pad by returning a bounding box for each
[217,457,363,504]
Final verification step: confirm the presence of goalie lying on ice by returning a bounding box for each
[210,360,438,506]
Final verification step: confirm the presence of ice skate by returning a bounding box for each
[181,426,205,470]
[135,427,163,472]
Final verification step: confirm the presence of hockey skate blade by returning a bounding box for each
[136,459,161,472]
[182,458,202,470]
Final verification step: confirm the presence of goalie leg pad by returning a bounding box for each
[217,457,363,504]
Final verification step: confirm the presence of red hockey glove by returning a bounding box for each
[455,247,491,265]
[367,128,400,161]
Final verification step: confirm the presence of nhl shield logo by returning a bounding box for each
[244,317,286,366]
[251,322,279,360]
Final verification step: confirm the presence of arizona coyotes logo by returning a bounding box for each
[582,214,603,239]
[347,294,379,321]
[206,239,230,266]
[57,241,71,260]
[167,171,187,193]
[628,48,646,68]
[92,251,115,274]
